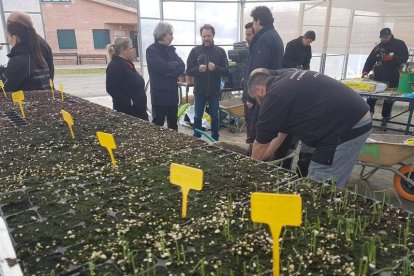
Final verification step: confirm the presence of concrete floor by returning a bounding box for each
[54,67,414,213]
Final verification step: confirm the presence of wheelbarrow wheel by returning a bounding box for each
[393,165,414,201]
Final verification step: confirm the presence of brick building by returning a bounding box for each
[41,0,138,64]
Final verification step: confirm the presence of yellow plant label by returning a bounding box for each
[11,90,25,118]
[0,80,6,97]
[59,83,64,101]
[170,163,203,219]
[49,79,55,99]
[251,193,302,276]
[96,131,117,166]
[61,109,75,139]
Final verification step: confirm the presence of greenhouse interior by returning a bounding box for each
[0,0,414,275]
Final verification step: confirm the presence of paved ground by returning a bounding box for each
[54,66,414,213]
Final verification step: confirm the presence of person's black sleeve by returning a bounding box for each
[393,40,409,66]
[212,48,229,76]
[303,47,311,70]
[146,47,183,76]
[186,48,203,77]
[282,41,296,68]
[3,57,29,92]
[251,36,273,70]
[362,46,378,73]
[255,93,289,144]
[172,51,185,77]
[106,63,130,107]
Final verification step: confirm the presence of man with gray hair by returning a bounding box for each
[146,21,185,130]
[248,68,372,188]
[7,11,54,79]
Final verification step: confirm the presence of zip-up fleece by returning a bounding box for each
[186,43,229,96]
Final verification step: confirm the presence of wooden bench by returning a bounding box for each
[78,54,107,65]
[53,53,79,65]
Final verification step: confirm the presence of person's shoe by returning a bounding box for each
[380,117,389,129]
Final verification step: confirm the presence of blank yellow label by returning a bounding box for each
[251,193,302,276]
[61,109,75,139]
[49,79,55,99]
[96,131,117,166]
[0,80,5,97]
[11,90,26,118]
[170,163,203,219]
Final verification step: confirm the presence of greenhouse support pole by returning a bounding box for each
[319,0,332,74]
[341,9,355,79]
[136,0,144,75]
[160,0,164,20]
[239,0,245,42]
[297,3,305,37]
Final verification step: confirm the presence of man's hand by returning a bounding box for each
[383,55,394,62]
[208,62,216,71]
[251,133,288,161]
[246,101,254,109]
[361,72,369,78]
[199,65,207,72]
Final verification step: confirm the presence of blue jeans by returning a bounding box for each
[193,94,220,141]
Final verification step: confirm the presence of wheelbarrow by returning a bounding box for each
[357,134,414,201]
[219,99,245,133]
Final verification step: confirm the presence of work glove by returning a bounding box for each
[361,72,369,78]
[382,55,394,62]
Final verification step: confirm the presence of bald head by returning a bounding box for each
[7,11,33,27]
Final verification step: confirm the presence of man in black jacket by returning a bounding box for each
[242,22,256,145]
[187,24,228,141]
[7,11,54,80]
[146,22,185,130]
[283,30,315,70]
[362,28,409,127]
[242,6,284,146]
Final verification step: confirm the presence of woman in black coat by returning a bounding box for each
[106,37,148,121]
[2,21,50,92]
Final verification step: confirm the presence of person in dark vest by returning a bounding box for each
[146,21,185,130]
[106,37,148,121]
[1,21,50,92]
[7,11,54,80]
[283,30,315,70]
[362,28,408,127]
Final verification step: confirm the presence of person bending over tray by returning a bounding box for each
[248,68,372,188]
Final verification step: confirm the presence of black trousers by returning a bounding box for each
[113,100,148,121]
[366,98,394,118]
[152,105,178,130]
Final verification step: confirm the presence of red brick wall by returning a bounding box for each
[41,0,137,56]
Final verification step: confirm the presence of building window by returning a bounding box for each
[93,29,110,49]
[57,29,77,49]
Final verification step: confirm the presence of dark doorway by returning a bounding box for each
[130,31,139,60]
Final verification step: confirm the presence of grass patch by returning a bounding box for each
[55,68,106,75]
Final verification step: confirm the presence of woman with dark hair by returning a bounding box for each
[2,21,51,92]
[106,37,148,121]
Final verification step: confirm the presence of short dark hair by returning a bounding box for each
[244,22,253,30]
[250,6,274,26]
[304,30,316,41]
[248,71,270,97]
[200,24,215,36]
